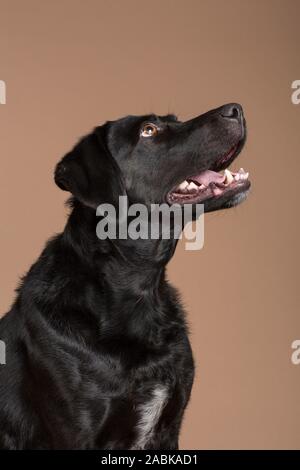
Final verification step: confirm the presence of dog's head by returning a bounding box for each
[55,103,250,214]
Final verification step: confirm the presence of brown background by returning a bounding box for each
[0,0,299,449]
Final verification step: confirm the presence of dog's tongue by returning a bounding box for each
[188,170,225,186]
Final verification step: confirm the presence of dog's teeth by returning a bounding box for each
[239,168,246,174]
[178,181,188,190]
[199,184,206,190]
[238,171,249,181]
[187,182,198,191]
[224,169,234,185]
[234,173,240,181]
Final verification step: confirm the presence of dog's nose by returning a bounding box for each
[220,103,243,121]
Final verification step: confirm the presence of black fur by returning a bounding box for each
[0,103,249,449]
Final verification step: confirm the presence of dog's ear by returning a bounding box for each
[54,125,125,208]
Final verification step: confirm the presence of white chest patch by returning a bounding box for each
[133,385,168,450]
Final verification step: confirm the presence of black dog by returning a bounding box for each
[0,103,250,449]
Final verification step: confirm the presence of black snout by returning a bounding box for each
[220,103,243,122]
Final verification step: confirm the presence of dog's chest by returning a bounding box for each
[131,385,168,450]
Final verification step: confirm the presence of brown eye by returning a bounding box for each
[140,123,158,138]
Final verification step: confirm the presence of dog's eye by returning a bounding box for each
[140,123,158,138]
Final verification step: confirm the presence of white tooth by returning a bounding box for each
[199,184,206,190]
[235,174,240,181]
[179,181,189,190]
[187,182,198,191]
[224,169,234,185]
[239,168,246,174]
[239,171,249,180]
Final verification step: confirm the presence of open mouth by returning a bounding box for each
[166,145,250,205]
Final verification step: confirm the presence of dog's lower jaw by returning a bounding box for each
[220,188,250,209]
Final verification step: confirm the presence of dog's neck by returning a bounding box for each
[63,200,178,297]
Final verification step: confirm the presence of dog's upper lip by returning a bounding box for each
[186,143,240,186]
[211,144,239,172]
[170,142,241,194]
